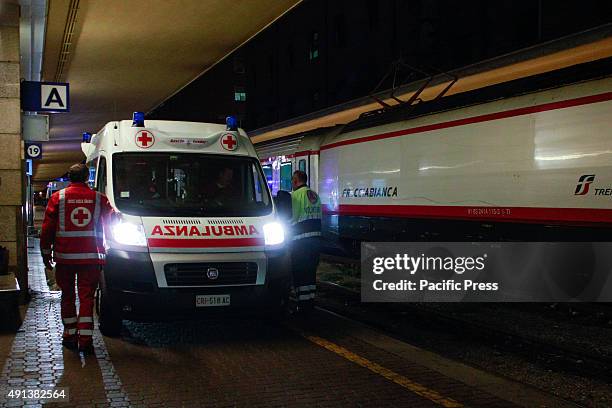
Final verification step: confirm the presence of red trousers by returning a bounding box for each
[55,264,100,347]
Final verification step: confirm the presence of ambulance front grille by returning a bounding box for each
[164,262,258,286]
[162,219,201,225]
[207,219,244,225]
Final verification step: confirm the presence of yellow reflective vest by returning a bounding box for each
[291,185,322,240]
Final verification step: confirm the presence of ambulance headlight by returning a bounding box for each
[112,221,147,246]
[263,222,284,246]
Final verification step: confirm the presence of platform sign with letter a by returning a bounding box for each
[25,143,43,160]
[21,81,70,113]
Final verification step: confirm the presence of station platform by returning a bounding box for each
[0,242,576,407]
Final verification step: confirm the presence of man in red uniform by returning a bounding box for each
[41,164,113,354]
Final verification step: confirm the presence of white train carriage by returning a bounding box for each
[82,114,291,335]
[256,65,612,249]
[256,126,343,197]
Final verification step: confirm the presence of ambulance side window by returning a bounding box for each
[252,164,263,202]
[262,165,272,185]
[97,157,107,194]
[298,159,306,172]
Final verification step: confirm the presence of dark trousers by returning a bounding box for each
[290,237,320,302]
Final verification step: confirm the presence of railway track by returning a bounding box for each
[316,278,612,383]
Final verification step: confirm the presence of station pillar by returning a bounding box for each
[0,3,27,297]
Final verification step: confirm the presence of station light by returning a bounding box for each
[226,115,238,131]
[132,111,145,127]
[82,132,92,143]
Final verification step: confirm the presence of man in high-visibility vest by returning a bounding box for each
[289,170,322,312]
[41,164,113,354]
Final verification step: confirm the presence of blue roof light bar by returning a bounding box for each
[132,111,145,127]
[226,115,238,131]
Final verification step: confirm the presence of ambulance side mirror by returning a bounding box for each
[274,190,292,221]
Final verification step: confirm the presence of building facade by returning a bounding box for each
[148,0,612,132]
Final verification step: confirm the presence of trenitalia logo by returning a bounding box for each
[574,175,595,195]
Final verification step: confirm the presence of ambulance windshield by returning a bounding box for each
[112,153,272,217]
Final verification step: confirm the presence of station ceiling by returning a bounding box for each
[35,0,300,188]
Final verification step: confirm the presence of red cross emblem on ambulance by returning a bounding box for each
[135,130,155,148]
[70,207,92,227]
[220,133,238,151]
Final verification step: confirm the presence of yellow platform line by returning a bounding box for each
[306,334,464,408]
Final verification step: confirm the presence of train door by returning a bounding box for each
[308,153,319,193]
[296,155,308,189]
[279,160,293,192]
[260,156,293,196]
[294,152,319,193]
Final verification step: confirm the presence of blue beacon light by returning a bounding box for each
[82,132,92,143]
[132,111,145,127]
[226,115,238,131]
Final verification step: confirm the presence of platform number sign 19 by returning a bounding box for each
[25,143,43,160]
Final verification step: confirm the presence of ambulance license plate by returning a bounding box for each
[195,294,230,307]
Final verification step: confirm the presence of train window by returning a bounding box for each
[299,159,306,172]
[280,162,292,191]
[96,157,107,194]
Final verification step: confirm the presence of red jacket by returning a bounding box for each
[41,182,114,265]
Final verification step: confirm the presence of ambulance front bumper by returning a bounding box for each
[103,248,291,321]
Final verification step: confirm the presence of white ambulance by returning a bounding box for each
[82,113,291,335]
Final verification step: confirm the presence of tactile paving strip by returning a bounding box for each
[0,241,130,407]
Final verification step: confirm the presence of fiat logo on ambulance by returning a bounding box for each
[220,133,238,151]
[206,268,219,280]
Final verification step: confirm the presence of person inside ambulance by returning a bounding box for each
[205,166,239,206]
[40,163,114,355]
[147,177,161,199]
[289,170,322,313]
[131,163,161,201]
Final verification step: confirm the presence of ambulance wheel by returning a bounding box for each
[97,281,122,337]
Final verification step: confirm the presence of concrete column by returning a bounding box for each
[0,3,26,293]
